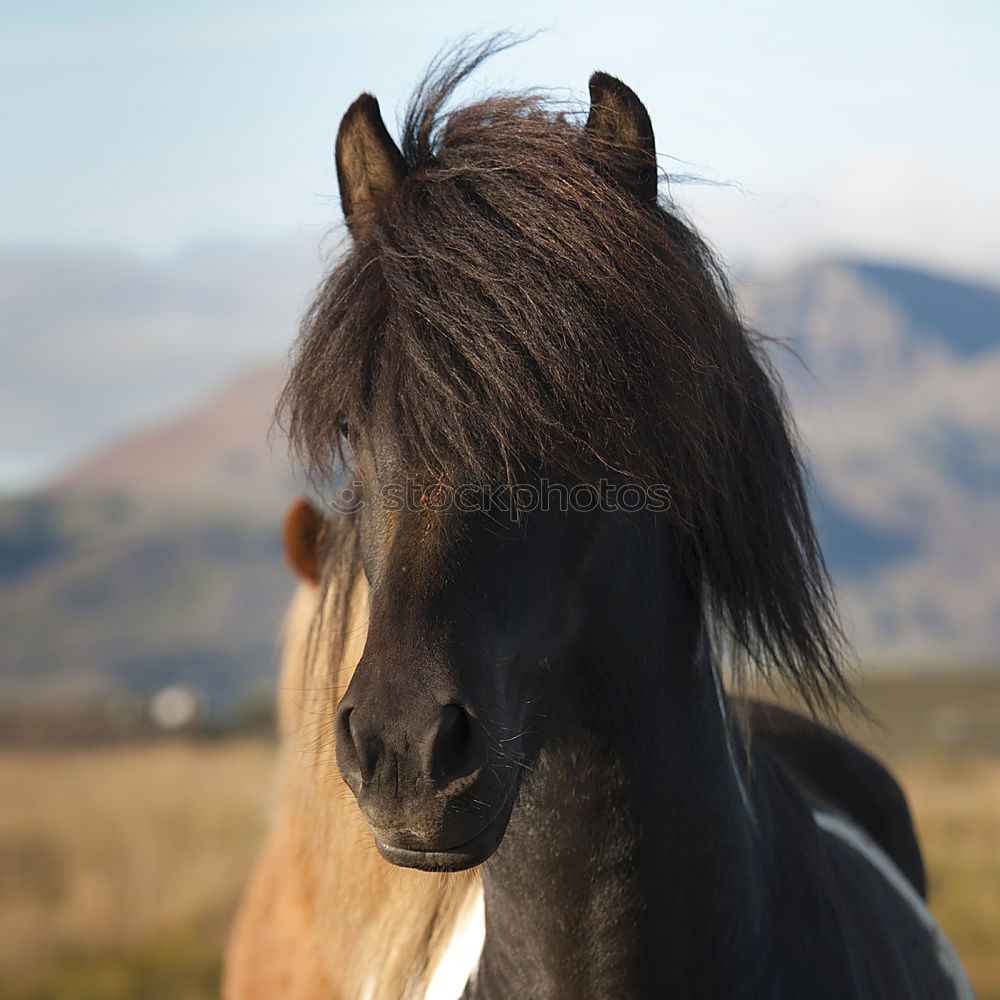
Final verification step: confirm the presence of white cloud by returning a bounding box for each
[682,154,1000,285]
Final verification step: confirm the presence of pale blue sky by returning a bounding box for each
[1,0,999,493]
[3,0,998,277]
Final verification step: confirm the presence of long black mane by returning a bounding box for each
[279,41,849,713]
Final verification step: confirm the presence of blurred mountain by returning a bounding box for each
[0,364,302,708]
[1,255,997,712]
[0,237,323,492]
[739,259,1000,664]
[58,363,296,516]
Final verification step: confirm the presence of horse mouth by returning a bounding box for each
[373,792,516,872]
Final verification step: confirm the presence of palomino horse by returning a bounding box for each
[225,43,973,999]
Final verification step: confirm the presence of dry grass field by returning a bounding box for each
[0,674,997,999]
[0,739,274,1000]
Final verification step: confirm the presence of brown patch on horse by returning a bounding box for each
[222,823,333,999]
[224,579,480,999]
[282,497,325,584]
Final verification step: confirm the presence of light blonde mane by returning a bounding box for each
[224,579,481,1000]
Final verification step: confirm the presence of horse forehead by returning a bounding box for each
[366,501,458,600]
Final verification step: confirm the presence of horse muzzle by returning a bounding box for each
[335,697,515,871]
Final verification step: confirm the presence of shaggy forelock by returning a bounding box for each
[279,41,851,715]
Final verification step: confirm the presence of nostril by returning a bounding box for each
[432,704,486,789]
[349,710,382,784]
[336,706,380,787]
[335,706,361,784]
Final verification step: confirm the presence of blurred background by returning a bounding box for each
[1,1,997,997]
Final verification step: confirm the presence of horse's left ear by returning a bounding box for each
[584,72,658,203]
[336,93,408,240]
[282,497,326,584]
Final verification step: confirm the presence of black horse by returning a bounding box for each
[279,42,973,999]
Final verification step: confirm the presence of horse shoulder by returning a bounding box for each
[742,698,926,896]
[222,821,334,1000]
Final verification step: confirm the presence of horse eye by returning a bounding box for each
[336,415,355,478]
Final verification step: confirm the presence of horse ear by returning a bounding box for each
[282,496,326,584]
[336,93,408,239]
[584,72,658,203]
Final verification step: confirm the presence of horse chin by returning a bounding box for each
[372,794,515,873]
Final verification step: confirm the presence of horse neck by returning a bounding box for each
[470,534,767,1000]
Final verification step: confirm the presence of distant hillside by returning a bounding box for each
[0,237,321,492]
[0,503,289,708]
[0,365,304,707]
[1,255,997,711]
[57,363,297,517]
[739,259,1000,663]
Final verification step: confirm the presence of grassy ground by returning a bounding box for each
[898,753,1000,995]
[842,673,1000,997]
[0,739,273,999]
[0,675,997,999]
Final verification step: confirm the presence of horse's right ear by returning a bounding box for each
[336,93,408,240]
[282,497,326,584]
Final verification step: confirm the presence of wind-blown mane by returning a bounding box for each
[279,41,849,713]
